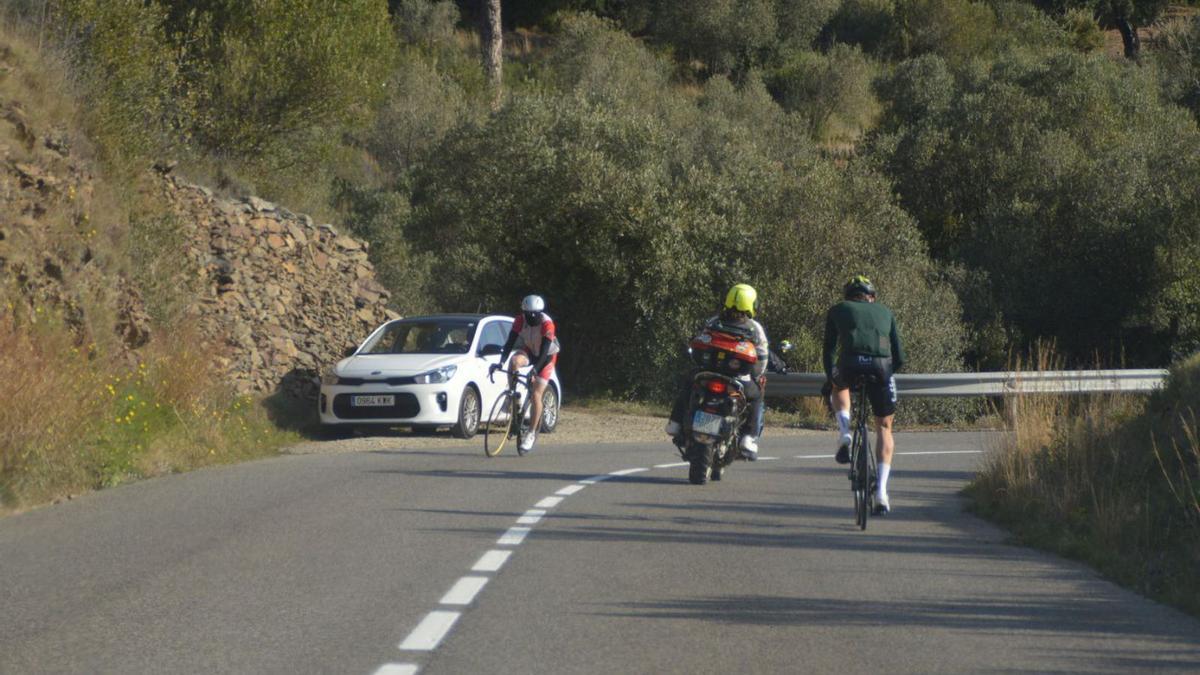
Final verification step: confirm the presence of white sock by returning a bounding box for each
[878,462,891,495]
[836,410,850,438]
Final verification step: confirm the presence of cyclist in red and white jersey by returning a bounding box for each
[492,294,560,452]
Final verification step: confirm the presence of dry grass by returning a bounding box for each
[0,311,300,512]
[967,351,1200,617]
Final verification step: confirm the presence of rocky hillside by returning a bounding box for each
[157,170,396,395]
[1,41,394,399]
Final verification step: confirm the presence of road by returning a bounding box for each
[2,431,1198,674]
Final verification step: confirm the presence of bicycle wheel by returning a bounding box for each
[484,391,514,457]
[856,421,870,530]
[850,423,865,528]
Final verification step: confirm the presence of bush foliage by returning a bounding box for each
[873,50,1200,365]
[19,0,1200,397]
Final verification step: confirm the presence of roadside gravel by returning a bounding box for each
[284,409,826,455]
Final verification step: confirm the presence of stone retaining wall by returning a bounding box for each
[159,172,396,396]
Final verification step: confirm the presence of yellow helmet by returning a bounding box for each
[724,284,758,318]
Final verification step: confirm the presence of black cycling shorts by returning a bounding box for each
[831,355,897,417]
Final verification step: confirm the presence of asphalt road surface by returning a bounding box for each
[2,431,1199,674]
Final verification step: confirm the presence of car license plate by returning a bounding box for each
[692,410,723,436]
[352,395,394,407]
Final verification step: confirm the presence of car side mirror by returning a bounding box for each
[343,345,357,357]
[478,344,502,357]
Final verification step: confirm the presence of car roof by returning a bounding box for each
[390,313,510,322]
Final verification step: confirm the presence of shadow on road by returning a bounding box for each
[595,593,1200,666]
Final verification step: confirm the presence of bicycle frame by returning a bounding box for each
[484,367,536,457]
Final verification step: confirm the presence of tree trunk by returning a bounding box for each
[482,0,503,109]
[1116,16,1141,60]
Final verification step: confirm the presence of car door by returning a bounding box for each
[476,320,510,410]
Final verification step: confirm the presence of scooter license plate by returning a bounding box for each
[692,410,723,437]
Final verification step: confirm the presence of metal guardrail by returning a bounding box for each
[765,370,1169,398]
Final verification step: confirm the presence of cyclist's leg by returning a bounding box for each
[867,368,898,507]
[830,365,853,459]
[527,356,554,432]
[510,351,531,371]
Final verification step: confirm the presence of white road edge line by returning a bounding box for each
[579,475,612,485]
[374,663,419,675]
[654,462,688,469]
[440,576,489,606]
[535,496,564,509]
[471,549,512,572]
[758,456,779,461]
[556,484,586,496]
[497,526,531,546]
[609,467,648,476]
[517,509,546,525]
[399,611,460,651]
[794,450,984,459]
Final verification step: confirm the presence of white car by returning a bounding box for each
[318,314,562,438]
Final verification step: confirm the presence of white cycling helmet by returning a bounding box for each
[521,294,545,313]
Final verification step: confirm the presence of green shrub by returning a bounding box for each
[874,50,1200,365]
[407,85,965,403]
[1153,16,1200,121]
[650,0,779,73]
[767,44,880,140]
[59,0,396,165]
[824,0,900,55]
[58,0,183,167]
[1060,7,1105,52]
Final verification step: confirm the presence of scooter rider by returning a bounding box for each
[665,284,770,459]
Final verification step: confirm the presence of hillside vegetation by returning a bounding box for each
[0,26,301,511]
[1,2,1198,513]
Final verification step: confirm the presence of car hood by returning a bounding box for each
[336,353,464,377]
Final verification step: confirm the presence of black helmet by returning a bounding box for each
[844,274,876,299]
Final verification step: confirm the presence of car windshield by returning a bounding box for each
[360,320,477,355]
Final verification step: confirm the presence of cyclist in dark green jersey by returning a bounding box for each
[822,275,905,513]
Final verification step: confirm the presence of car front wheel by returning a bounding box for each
[452,385,481,439]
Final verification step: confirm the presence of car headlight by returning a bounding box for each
[413,365,457,384]
[321,371,339,385]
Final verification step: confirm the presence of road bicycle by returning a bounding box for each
[484,366,535,457]
[846,374,880,530]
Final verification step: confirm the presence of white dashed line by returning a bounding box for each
[378,445,977,673]
[471,549,512,572]
[440,576,489,606]
[373,663,419,675]
[399,611,460,651]
[757,456,779,461]
[517,509,546,525]
[497,526,531,546]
